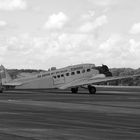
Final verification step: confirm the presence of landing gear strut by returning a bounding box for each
[0,84,3,93]
[88,85,96,94]
[0,88,3,93]
[71,87,78,93]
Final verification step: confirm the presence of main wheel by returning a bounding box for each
[0,89,3,93]
[88,85,96,94]
[71,87,78,93]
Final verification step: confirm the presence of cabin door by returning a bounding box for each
[53,75,65,85]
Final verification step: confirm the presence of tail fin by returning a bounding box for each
[0,65,12,84]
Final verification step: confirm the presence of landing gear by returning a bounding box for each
[88,85,96,94]
[0,89,3,93]
[0,84,3,93]
[71,87,78,93]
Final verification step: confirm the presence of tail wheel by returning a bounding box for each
[88,85,96,94]
[71,87,78,93]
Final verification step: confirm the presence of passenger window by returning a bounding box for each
[71,72,75,75]
[77,71,80,74]
[57,75,60,78]
[53,76,56,79]
[61,74,64,77]
[87,69,91,72]
[82,69,85,73]
[66,73,69,76]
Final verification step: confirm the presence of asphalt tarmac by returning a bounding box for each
[0,88,140,140]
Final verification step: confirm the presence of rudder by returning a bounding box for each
[0,65,12,84]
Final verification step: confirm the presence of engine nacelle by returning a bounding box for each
[95,64,112,77]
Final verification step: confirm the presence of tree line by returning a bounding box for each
[110,68,140,86]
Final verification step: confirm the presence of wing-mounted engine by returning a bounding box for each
[95,64,112,77]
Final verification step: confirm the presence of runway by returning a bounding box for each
[0,88,140,140]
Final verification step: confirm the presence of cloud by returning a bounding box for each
[99,34,124,57]
[79,15,108,33]
[0,33,98,68]
[0,45,7,56]
[0,0,27,11]
[98,34,140,68]
[44,12,68,30]
[2,33,126,69]
[88,0,117,7]
[81,10,95,20]
[123,39,140,67]
[129,39,140,53]
[1,32,140,69]
[0,33,116,68]
[0,20,7,27]
[129,22,140,34]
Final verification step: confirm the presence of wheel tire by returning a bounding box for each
[71,87,78,93]
[88,85,96,94]
[0,89,3,93]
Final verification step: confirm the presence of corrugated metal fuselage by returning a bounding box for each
[15,64,98,89]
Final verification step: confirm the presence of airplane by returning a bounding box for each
[0,63,139,94]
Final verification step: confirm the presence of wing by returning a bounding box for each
[2,82,22,86]
[59,74,140,89]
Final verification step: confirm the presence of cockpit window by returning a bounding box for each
[77,71,80,74]
[53,76,56,79]
[66,73,69,76]
[71,72,75,75]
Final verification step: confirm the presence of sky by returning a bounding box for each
[0,0,140,69]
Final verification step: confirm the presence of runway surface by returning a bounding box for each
[0,87,140,140]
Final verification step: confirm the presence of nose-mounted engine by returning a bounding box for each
[95,64,112,77]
